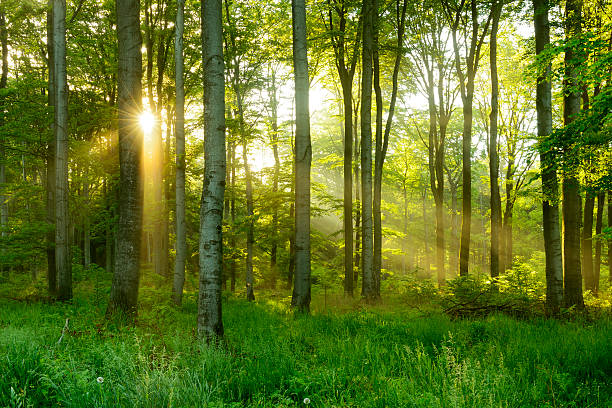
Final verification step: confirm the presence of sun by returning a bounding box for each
[139,111,155,136]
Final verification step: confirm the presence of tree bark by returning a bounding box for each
[291,0,312,312]
[582,196,594,291]
[243,142,255,301]
[198,0,225,340]
[269,70,280,289]
[593,191,604,294]
[54,0,71,301]
[489,0,502,281]
[0,8,8,278]
[173,0,186,306]
[360,0,375,301]
[608,190,611,285]
[562,0,583,309]
[108,0,144,317]
[533,0,563,313]
[46,0,57,296]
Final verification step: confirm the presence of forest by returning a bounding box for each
[0,0,611,406]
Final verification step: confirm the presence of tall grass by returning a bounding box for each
[0,283,610,407]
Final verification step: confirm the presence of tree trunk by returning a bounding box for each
[54,0,71,301]
[269,70,280,289]
[582,196,594,291]
[230,142,236,292]
[608,190,611,285]
[533,0,564,313]
[562,0,583,309]
[108,0,144,317]
[173,0,186,306]
[489,0,502,281]
[243,142,255,301]
[291,0,312,312]
[360,0,374,301]
[354,114,360,286]
[46,0,57,295]
[83,176,91,269]
[593,191,604,294]
[0,8,8,278]
[197,0,225,340]
[342,80,354,296]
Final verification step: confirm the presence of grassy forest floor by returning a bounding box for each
[1,272,611,408]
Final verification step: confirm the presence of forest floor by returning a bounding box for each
[0,272,611,407]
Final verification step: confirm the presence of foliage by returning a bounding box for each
[0,281,611,407]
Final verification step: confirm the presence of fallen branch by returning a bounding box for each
[57,318,69,345]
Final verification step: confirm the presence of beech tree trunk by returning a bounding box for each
[243,142,255,301]
[582,196,594,291]
[562,0,583,309]
[0,8,8,278]
[291,0,312,312]
[533,0,563,313]
[46,0,57,295]
[360,0,374,301]
[489,0,502,281]
[198,0,225,340]
[54,0,71,301]
[173,0,186,306]
[108,0,144,316]
[593,192,604,294]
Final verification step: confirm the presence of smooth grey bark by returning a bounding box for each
[562,0,583,309]
[533,0,563,313]
[593,191,604,294]
[108,0,144,317]
[173,0,186,306]
[444,0,491,276]
[83,176,90,268]
[197,0,225,340]
[489,0,502,281]
[582,195,594,291]
[268,69,280,288]
[608,191,611,284]
[0,8,8,278]
[242,142,255,301]
[54,0,71,301]
[373,0,407,295]
[291,0,312,312]
[360,0,374,301]
[324,0,360,297]
[46,0,57,295]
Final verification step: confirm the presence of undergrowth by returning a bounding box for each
[0,274,611,407]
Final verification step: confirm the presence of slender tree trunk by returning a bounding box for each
[230,142,236,292]
[291,0,312,312]
[173,0,186,306]
[83,175,91,268]
[54,0,71,301]
[360,0,374,301]
[582,196,595,291]
[108,0,144,317]
[46,0,57,295]
[198,0,225,340]
[0,8,8,278]
[342,81,354,296]
[489,0,502,281]
[593,191,604,294]
[533,0,563,313]
[562,0,583,309]
[422,187,430,276]
[243,142,255,301]
[353,113,360,285]
[269,72,280,289]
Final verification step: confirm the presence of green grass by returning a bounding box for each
[0,279,611,407]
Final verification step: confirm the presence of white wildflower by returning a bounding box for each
[96,377,104,384]
[303,397,310,405]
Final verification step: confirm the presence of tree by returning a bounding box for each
[373,0,407,295]
[46,0,56,296]
[532,0,563,313]
[322,0,360,297]
[488,0,502,281]
[562,0,584,309]
[53,0,71,301]
[172,0,186,306]
[443,0,492,277]
[198,0,225,339]
[291,0,312,312]
[108,0,144,317]
[360,0,375,300]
